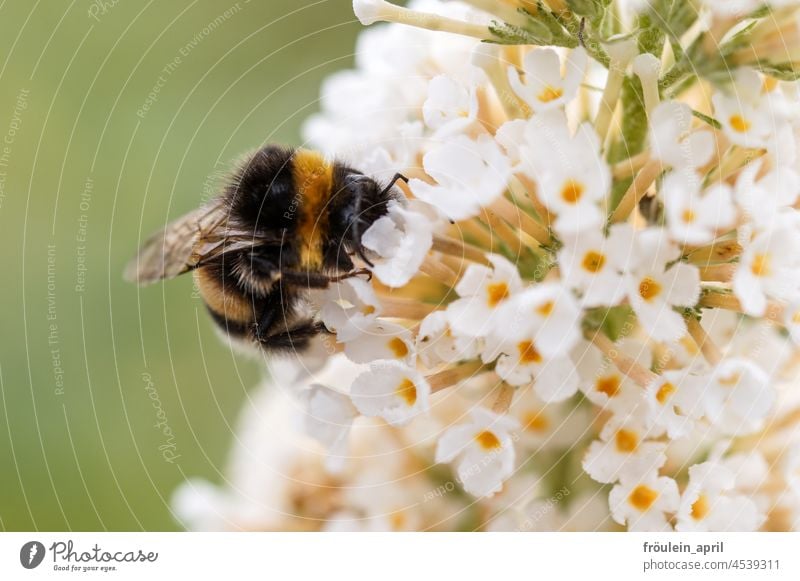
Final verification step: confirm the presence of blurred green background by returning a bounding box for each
[0,0,361,531]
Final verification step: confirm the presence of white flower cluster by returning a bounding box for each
[175,0,800,531]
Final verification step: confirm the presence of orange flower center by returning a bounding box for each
[763,76,779,93]
[691,494,710,520]
[596,375,621,397]
[582,251,606,273]
[656,382,676,405]
[729,114,751,133]
[538,85,564,103]
[388,337,409,358]
[518,341,543,364]
[536,300,554,316]
[395,378,417,406]
[475,430,502,450]
[523,411,549,433]
[638,276,662,301]
[629,485,659,511]
[560,180,585,204]
[486,282,510,307]
[750,254,771,277]
[615,429,639,453]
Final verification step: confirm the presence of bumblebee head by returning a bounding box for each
[336,173,398,266]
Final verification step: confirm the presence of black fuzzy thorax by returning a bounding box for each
[222,144,395,274]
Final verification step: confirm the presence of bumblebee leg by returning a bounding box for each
[254,304,277,343]
[254,321,327,352]
[252,288,285,342]
[278,268,371,288]
[328,268,372,283]
[247,251,371,289]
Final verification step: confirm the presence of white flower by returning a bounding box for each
[446,254,523,338]
[342,321,416,366]
[319,278,382,342]
[423,74,479,136]
[722,451,770,492]
[725,319,795,379]
[507,47,587,112]
[354,0,493,39]
[699,358,774,435]
[558,224,632,308]
[495,119,527,168]
[512,388,592,449]
[662,169,736,245]
[435,407,519,497]
[416,310,480,367]
[354,22,429,77]
[583,416,667,484]
[646,370,704,439]
[604,36,639,65]
[734,159,800,233]
[609,473,680,531]
[520,110,610,235]
[494,282,582,357]
[171,478,232,532]
[733,226,800,316]
[361,200,435,287]
[624,228,700,341]
[661,333,712,373]
[297,384,359,472]
[676,459,765,532]
[575,339,650,418]
[712,68,776,149]
[303,68,415,154]
[632,53,661,113]
[353,0,390,25]
[409,134,512,221]
[484,335,579,401]
[357,121,425,177]
[649,101,714,169]
[350,361,430,426]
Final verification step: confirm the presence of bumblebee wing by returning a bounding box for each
[124,202,236,285]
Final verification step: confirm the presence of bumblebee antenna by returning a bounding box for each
[379,172,409,197]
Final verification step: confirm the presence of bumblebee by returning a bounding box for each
[125,145,406,353]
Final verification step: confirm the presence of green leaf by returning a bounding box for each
[719,20,760,58]
[637,13,665,56]
[566,0,609,20]
[583,305,636,341]
[607,175,633,217]
[692,109,722,129]
[488,21,553,46]
[753,62,800,81]
[607,77,648,164]
[517,250,557,282]
[647,0,698,41]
